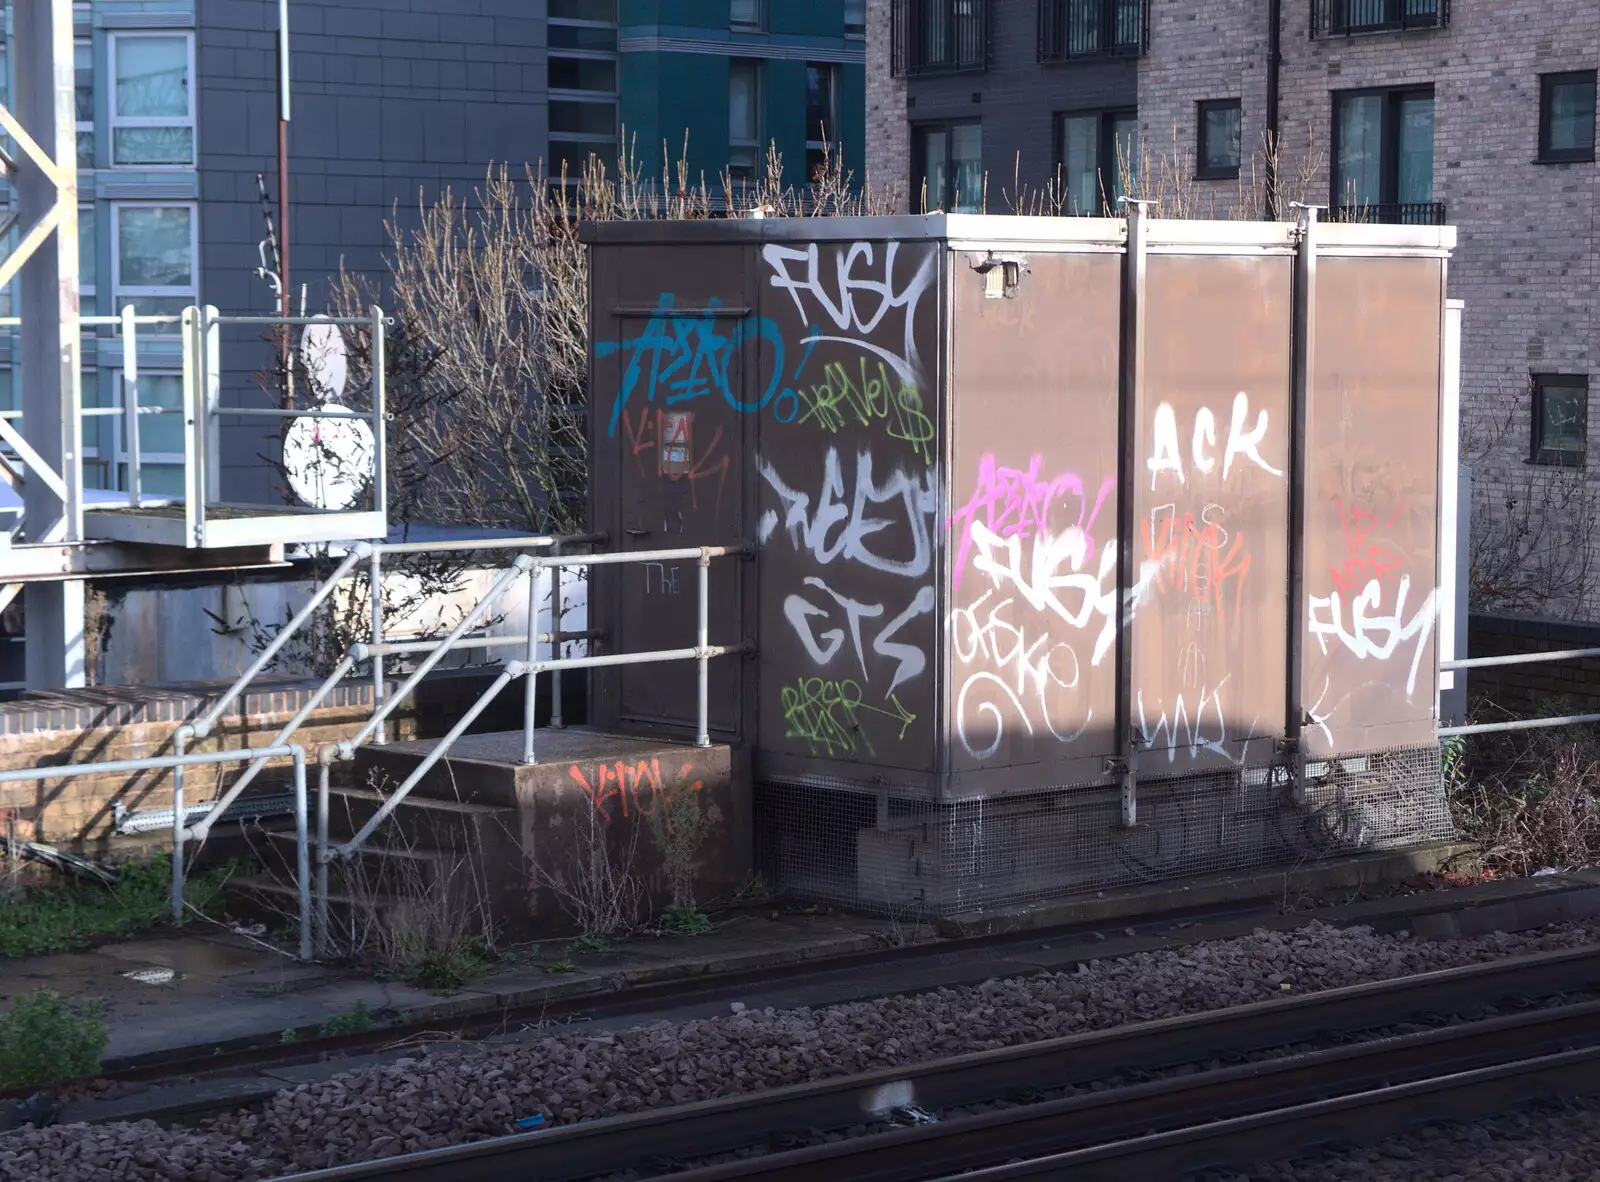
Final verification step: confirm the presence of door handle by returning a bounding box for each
[625,527,651,538]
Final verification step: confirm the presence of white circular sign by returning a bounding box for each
[283,405,374,511]
[299,317,348,401]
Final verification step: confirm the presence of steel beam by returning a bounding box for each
[10,0,84,687]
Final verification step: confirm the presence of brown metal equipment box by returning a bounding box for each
[583,214,1458,912]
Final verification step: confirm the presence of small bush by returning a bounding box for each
[0,989,109,1089]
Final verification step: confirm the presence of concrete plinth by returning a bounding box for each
[354,729,752,935]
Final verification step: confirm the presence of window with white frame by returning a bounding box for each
[112,204,197,317]
[110,32,194,166]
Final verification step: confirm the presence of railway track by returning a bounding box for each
[270,942,1600,1182]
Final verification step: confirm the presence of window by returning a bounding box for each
[112,204,196,316]
[549,0,616,18]
[76,39,94,170]
[1539,72,1596,164]
[549,2,619,182]
[805,64,837,182]
[1038,0,1148,61]
[728,60,762,183]
[914,121,982,213]
[892,0,988,76]
[731,0,765,31]
[1057,109,1137,215]
[549,57,617,92]
[79,207,95,300]
[1312,0,1446,36]
[1531,375,1589,466]
[110,33,194,166]
[1332,87,1440,223]
[845,0,867,36]
[1196,99,1242,179]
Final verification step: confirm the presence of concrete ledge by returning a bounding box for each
[934,843,1480,938]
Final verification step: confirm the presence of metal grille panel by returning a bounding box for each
[754,746,1454,917]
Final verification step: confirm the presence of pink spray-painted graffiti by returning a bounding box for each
[948,454,1117,591]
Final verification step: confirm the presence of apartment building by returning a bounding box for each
[871,0,1600,615]
[609,1,867,190]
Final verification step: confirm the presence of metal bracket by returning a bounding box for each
[970,252,1028,299]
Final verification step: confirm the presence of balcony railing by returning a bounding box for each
[1039,0,1150,61]
[1312,0,1448,36]
[1333,201,1448,226]
[891,0,990,77]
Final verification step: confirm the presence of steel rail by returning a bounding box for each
[263,943,1600,1182]
[674,997,1600,1182]
[926,1044,1600,1181]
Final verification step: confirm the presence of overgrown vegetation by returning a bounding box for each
[0,989,109,1090]
[1446,702,1600,877]
[0,854,238,958]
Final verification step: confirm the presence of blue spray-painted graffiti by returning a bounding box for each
[598,295,822,437]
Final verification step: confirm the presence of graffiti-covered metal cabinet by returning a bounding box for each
[585,216,1457,910]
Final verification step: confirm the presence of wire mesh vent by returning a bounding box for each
[754,745,1454,918]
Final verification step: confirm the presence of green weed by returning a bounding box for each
[543,957,576,974]
[0,989,109,1089]
[566,933,613,955]
[318,1000,375,1038]
[662,903,712,935]
[0,854,240,958]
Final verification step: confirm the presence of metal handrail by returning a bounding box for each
[0,744,313,960]
[308,542,741,957]
[1439,645,1600,738]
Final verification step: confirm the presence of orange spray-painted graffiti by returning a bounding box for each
[568,758,705,828]
[1140,506,1252,626]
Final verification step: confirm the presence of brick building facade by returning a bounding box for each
[870,0,1599,617]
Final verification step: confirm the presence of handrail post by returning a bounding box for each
[122,304,141,508]
[171,729,186,923]
[370,545,385,745]
[522,556,541,765]
[696,550,711,748]
[549,541,565,731]
[370,305,387,522]
[315,747,333,959]
[292,747,311,962]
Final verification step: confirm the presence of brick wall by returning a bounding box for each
[865,0,1136,211]
[1465,613,1600,717]
[0,670,512,855]
[1137,0,1270,218]
[866,0,909,210]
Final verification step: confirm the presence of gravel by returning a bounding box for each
[5,919,1600,1182]
[1198,1097,1600,1180]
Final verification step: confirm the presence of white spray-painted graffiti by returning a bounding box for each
[1146,393,1283,489]
[762,241,937,390]
[1308,576,1437,697]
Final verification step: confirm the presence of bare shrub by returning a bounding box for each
[1448,705,1600,877]
[528,804,645,939]
[647,789,722,917]
[1463,384,1600,619]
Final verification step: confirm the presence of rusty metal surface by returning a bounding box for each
[1302,256,1444,757]
[1134,254,1294,777]
[753,239,944,780]
[588,243,753,740]
[946,251,1123,791]
[585,220,1452,815]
